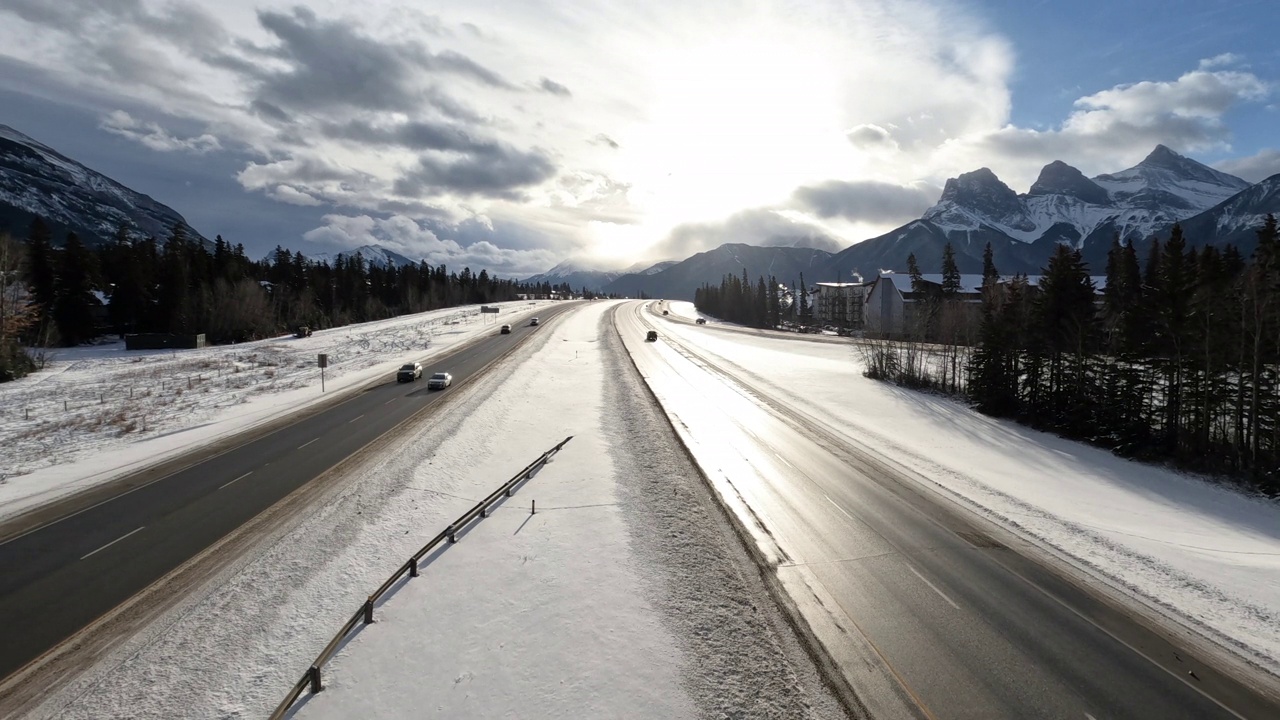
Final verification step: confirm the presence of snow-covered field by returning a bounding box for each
[659,300,1280,675]
[0,301,550,521]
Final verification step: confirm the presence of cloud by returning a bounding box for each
[248,7,513,114]
[590,133,619,149]
[302,213,558,276]
[793,180,938,222]
[1199,53,1243,70]
[845,124,896,150]
[539,77,571,96]
[393,146,556,200]
[266,185,324,206]
[648,208,843,260]
[1215,148,1280,183]
[939,64,1273,187]
[100,110,221,153]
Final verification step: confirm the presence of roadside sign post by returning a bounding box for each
[318,353,328,392]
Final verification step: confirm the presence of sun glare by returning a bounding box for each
[621,31,854,234]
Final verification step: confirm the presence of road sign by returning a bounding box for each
[317,353,328,368]
[480,306,500,314]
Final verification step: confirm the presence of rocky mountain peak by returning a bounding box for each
[1028,160,1110,205]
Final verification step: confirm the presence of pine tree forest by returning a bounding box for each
[1,218,580,382]
[925,220,1277,491]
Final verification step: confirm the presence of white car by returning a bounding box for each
[427,372,453,390]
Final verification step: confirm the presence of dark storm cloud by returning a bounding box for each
[539,78,572,97]
[393,144,556,200]
[249,7,515,114]
[323,119,484,152]
[792,180,939,223]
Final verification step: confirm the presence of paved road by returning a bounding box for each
[616,301,1278,720]
[0,305,572,682]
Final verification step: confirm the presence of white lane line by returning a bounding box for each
[824,494,854,521]
[348,414,365,423]
[81,526,144,560]
[1085,714,1098,720]
[220,471,253,490]
[384,398,396,405]
[907,564,960,610]
[298,438,319,449]
[774,453,793,469]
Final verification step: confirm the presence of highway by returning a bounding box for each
[0,304,573,684]
[615,301,1278,720]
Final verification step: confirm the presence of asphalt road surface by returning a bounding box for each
[617,301,1278,720]
[0,305,572,682]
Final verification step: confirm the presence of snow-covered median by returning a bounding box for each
[660,300,1280,675]
[0,301,550,521]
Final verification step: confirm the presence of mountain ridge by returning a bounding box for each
[0,124,207,247]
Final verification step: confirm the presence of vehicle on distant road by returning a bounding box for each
[294,326,312,338]
[695,318,706,325]
[397,362,422,382]
[501,324,512,334]
[662,310,669,315]
[530,317,540,326]
[427,372,453,390]
[646,330,658,342]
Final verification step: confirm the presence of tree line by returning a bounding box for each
[0,218,580,381]
[868,219,1278,491]
[693,270,802,328]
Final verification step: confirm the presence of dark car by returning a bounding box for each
[662,310,669,315]
[695,318,706,325]
[397,362,423,382]
[500,324,512,334]
[646,330,658,342]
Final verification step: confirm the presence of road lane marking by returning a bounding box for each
[298,438,319,449]
[907,564,960,610]
[384,398,396,405]
[220,471,253,490]
[1085,714,1098,720]
[824,494,854,521]
[348,414,365,423]
[81,526,144,560]
[774,453,793,469]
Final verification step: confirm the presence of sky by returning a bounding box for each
[0,0,1277,276]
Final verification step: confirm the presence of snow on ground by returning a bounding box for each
[0,301,551,521]
[25,301,840,720]
[660,301,1280,675]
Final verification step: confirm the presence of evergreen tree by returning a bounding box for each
[24,218,56,337]
[941,242,961,296]
[52,232,99,345]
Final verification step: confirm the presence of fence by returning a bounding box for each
[268,435,574,720]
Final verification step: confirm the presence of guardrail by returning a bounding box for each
[269,435,574,720]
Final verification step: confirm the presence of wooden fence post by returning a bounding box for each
[309,666,322,693]
[410,558,419,577]
[363,598,374,624]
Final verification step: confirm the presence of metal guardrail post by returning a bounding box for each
[309,666,322,693]
[363,598,374,625]
[410,558,419,577]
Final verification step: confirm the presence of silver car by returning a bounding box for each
[427,372,452,390]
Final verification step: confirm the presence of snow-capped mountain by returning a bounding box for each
[306,244,418,268]
[0,124,206,247]
[523,257,623,292]
[1167,173,1280,256]
[827,145,1262,276]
